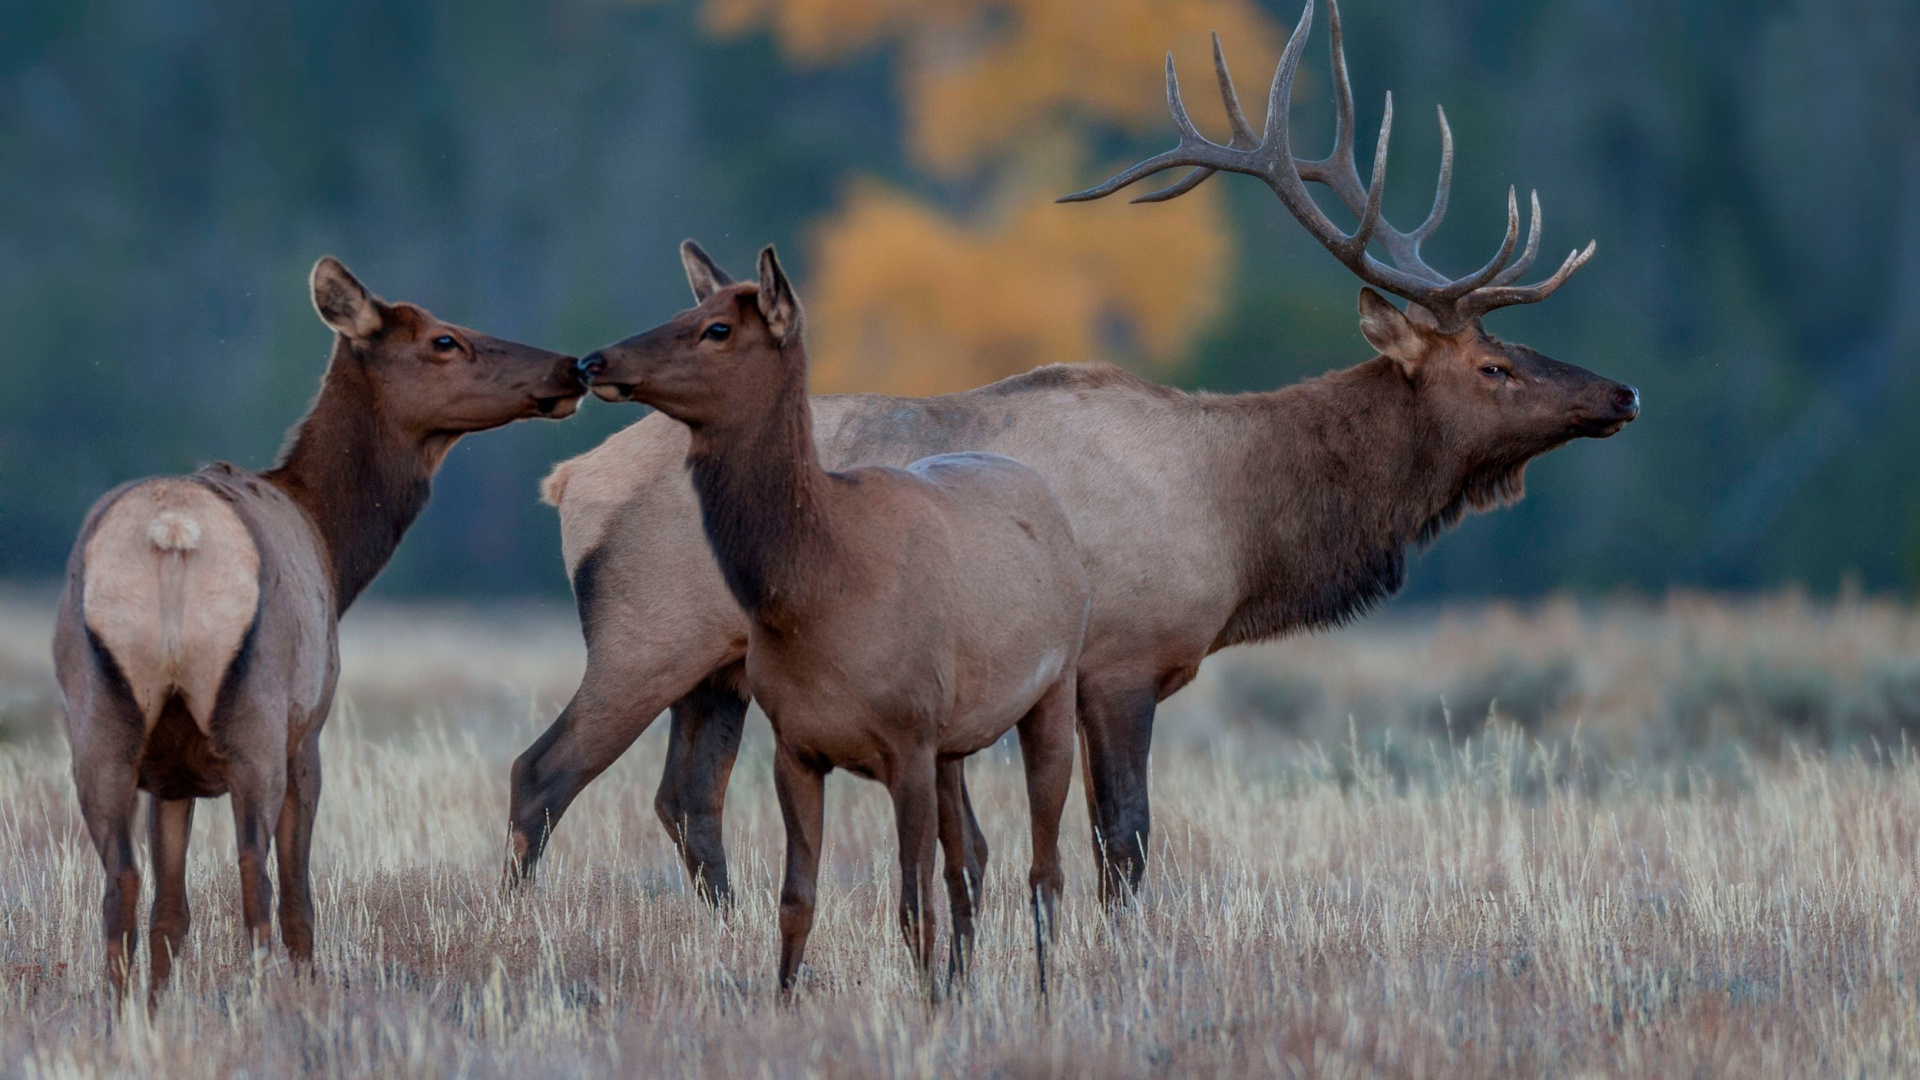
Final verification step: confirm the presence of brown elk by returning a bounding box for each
[54,257,583,1002]
[577,243,1087,995]
[507,0,1637,905]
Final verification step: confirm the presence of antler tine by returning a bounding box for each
[1340,92,1392,258]
[1457,240,1597,320]
[1129,31,1262,205]
[1213,30,1259,146]
[1294,0,1365,210]
[1259,0,1315,155]
[1410,105,1454,247]
[1487,190,1543,287]
[1293,0,1449,286]
[1326,0,1357,164]
[1058,52,1249,204]
[1431,187,1522,303]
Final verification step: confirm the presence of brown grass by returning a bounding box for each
[5,591,1920,1078]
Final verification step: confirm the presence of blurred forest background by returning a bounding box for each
[1,0,1916,601]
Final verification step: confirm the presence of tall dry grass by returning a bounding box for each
[4,591,1920,1078]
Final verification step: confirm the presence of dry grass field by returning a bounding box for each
[5,590,1920,1078]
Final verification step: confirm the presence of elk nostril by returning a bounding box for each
[577,352,607,379]
[1615,385,1640,413]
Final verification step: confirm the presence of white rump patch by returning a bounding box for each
[83,480,261,732]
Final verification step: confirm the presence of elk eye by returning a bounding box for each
[1480,364,1508,380]
[702,323,732,342]
[432,335,459,351]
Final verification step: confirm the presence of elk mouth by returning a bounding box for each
[590,382,635,403]
[533,393,582,419]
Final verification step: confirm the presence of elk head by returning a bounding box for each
[577,242,805,429]
[1061,0,1637,479]
[309,256,585,434]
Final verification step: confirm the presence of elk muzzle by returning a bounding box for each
[578,351,639,403]
[534,355,588,418]
[1576,381,1639,438]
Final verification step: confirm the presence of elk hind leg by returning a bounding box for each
[221,719,287,958]
[1077,676,1157,905]
[75,741,142,1002]
[147,796,195,999]
[656,668,747,906]
[275,731,322,964]
[1019,675,1077,998]
[935,759,978,986]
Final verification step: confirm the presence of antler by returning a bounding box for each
[1058,0,1595,333]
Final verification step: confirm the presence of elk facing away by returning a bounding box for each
[508,0,1637,905]
[55,258,583,1002]
[578,243,1088,995]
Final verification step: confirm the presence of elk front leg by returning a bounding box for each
[656,669,748,906]
[773,743,826,999]
[147,796,195,999]
[890,749,940,995]
[275,732,322,964]
[935,759,977,985]
[1077,675,1157,904]
[1019,676,1078,999]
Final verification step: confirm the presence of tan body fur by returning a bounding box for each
[576,244,1087,994]
[56,258,582,1003]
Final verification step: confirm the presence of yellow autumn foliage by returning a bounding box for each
[806,179,1228,395]
[701,0,1281,395]
[704,0,1280,173]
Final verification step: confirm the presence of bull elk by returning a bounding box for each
[508,0,1636,905]
[54,257,583,1002]
[577,243,1087,996]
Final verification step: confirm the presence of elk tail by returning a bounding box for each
[148,512,203,687]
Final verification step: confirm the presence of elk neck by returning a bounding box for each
[1215,357,1496,647]
[682,338,836,632]
[261,339,441,613]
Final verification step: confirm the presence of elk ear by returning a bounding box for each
[755,245,803,346]
[1357,288,1431,375]
[311,256,384,342]
[680,240,734,302]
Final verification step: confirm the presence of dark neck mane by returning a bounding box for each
[683,342,834,631]
[261,339,443,613]
[1212,357,1527,649]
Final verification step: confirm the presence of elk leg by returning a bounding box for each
[505,656,712,887]
[1077,676,1157,905]
[954,775,989,906]
[226,760,286,957]
[1019,675,1077,999]
[891,749,940,996]
[656,668,747,906]
[147,796,195,1000]
[275,732,322,964]
[935,759,976,986]
[773,743,826,1000]
[75,742,141,1002]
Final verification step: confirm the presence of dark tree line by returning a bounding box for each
[1,0,1914,599]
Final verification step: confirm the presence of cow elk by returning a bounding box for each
[508,0,1637,907]
[55,257,583,1003]
[577,243,1088,996]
